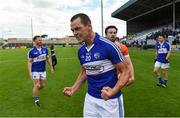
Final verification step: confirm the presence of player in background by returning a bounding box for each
[27,36,54,107]
[50,44,57,71]
[154,34,171,87]
[105,25,135,86]
[63,13,130,117]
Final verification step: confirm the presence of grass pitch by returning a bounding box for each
[0,47,180,117]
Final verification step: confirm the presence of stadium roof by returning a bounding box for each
[112,0,180,21]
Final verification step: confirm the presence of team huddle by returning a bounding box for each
[27,13,171,117]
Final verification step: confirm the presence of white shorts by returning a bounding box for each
[32,72,46,80]
[83,93,124,118]
[154,61,170,69]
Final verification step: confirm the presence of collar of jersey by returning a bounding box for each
[159,41,165,45]
[85,33,100,47]
[85,33,100,52]
[34,46,42,51]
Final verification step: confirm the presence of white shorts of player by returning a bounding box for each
[84,93,124,118]
[32,72,46,80]
[154,61,170,69]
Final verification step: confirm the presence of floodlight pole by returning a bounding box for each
[173,0,175,29]
[31,17,34,39]
[101,0,104,37]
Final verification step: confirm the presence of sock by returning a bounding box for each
[157,76,163,84]
[164,79,168,85]
[34,96,39,102]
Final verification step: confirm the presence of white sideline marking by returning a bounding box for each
[0,57,77,63]
[0,52,179,63]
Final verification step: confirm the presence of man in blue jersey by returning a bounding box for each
[63,13,130,117]
[154,34,171,87]
[27,36,54,107]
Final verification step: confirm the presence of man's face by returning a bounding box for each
[106,28,117,42]
[34,37,42,46]
[71,18,90,43]
[158,36,164,43]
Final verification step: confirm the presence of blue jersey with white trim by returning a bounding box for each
[156,41,170,63]
[78,33,124,99]
[28,47,48,72]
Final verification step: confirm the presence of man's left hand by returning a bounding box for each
[51,68,54,74]
[101,87,115,101]
[163,59,169,63]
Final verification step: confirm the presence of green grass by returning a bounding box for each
[0,47,180,117]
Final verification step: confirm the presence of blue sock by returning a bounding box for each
[157,76,163,84]
[34,96,39,101]
[164,79,168,85]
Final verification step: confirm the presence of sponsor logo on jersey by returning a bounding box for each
[158,48,167,53]
[34,52,38,55]
[84,65,102,70]
[94,53,100,59]
[33,54,47,62]
[80,55,85,59]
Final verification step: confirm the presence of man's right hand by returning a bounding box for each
[163,59,169,63]
[51,68,54,74]
[125,77,135,87]
[63,87,75,97]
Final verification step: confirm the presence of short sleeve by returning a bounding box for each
[155,44,158,50]
[166,43,171,51]
[107,43,124,65]
[27,50,33,59]
[78,49,83,65]
[46,48,49,55]
[120,44,129,56]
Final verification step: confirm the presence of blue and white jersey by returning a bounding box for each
[28,46,48,72]
[156,41,171,63]
[78,33,124,99]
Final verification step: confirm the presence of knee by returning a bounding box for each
[163,71,168,76]
[41,84,45,88]
[153,69,157,74]
[40,84,45,89]
[34,83,40,89]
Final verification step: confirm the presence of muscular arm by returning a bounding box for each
[120,44,134,86]
[125,56,135,86]
[64,67,87,96]
[72,67,87,92]
[166,51,171,60]
[46,56,54,73]
[113,60,130,93]
[27,59,32,79]
[155,50,158,59]
[101,60,130,100]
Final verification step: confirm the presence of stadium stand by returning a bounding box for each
[125,24,180,47]
[112,0,180,50]
[0,36,80,49]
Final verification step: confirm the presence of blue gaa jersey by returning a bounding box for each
[78,33,124,99]
[28,47,48,72]
[156,41,171,63]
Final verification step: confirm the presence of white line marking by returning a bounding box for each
[0,57,77,63]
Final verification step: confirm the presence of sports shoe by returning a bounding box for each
[161,84,167,88]
[34,100,40,107]
[157,82,162,86]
